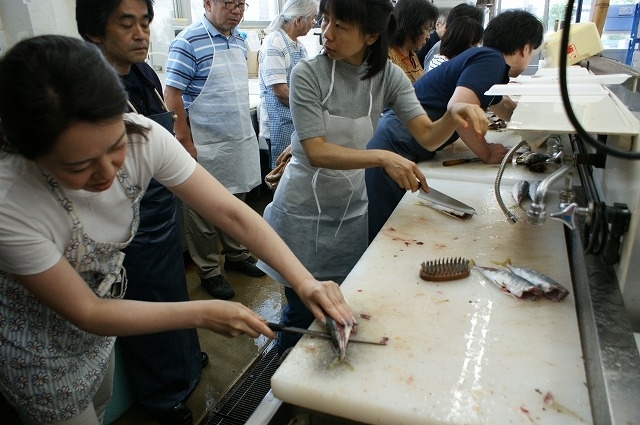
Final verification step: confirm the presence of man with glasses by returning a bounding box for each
[165,0,265,301]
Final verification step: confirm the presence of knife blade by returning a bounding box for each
[418,187,477,216]
[442,158,482,166]
[267,322,388,346]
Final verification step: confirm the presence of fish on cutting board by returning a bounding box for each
[470,260,545,300]
[494,259,570,301]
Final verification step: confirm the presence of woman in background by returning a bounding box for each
[425,15,484,72]
[257,0,488,356]
[259,0,319,169]
[387,0,438,83]
[0,35,353,425]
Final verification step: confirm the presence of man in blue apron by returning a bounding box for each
[77,1,206,424]
[165,0,264,301]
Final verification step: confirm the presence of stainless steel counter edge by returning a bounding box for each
[567,213,640,425]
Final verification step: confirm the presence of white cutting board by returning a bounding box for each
[271,178,591,425]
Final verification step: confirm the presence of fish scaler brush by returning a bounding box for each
[419,257,470,281]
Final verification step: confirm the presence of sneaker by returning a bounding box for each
[201,275,235,300]
[224,256,266,277]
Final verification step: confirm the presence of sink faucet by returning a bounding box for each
[495,140,590,230]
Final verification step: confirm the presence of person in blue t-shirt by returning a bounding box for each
[365,9,543,242]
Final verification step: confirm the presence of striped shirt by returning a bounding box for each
[165,15,248,109]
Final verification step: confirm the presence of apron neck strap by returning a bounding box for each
[322,60,373,115]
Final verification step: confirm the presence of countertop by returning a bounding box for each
[271,133,592,424]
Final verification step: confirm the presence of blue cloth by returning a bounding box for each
[119,62,202,410]
[277,287,316,356]
[414,47,508,112]
[260,29,307,168]
[165,15,247,108]
[366,47,510,242]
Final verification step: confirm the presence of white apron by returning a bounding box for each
[259,60,373,284]
[188,21,260,194]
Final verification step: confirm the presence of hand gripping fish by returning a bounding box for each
[494,258,570,301]
[470,260,545,300]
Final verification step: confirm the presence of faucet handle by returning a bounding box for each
[549,202,578,229]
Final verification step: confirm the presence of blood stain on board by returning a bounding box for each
[359,313,371,320]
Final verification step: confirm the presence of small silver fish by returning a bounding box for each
[471,260,544,300]
[496,259,570,301]
[512,180,530,205]
[325,316,354,362]
[528,180,541,201]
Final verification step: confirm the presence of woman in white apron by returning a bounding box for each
[257,0,488,356]
[0,35,355,424]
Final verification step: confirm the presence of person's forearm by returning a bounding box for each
[273,83,290,106]
[408,113,458,151]
[175,166,315,290]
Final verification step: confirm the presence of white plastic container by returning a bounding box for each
[541,22,604,67]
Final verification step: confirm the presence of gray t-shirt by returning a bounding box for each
[290,54,425,142]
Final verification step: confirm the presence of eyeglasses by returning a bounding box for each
[221,1,248,11]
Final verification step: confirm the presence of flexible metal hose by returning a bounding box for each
[494,140,528,224]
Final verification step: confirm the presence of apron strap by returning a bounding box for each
[311,167,355,253]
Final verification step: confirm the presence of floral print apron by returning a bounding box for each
[0,167,142,423]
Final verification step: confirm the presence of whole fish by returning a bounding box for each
[495,259,570,301]
[325,316,354,362]
[511,180,530,205]
[470,260,544,300]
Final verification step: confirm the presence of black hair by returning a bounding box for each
[446,3,483,26]
[439,16,484,59]
[319,0,394,80]
[76,0,155,40]
[0,35,129,160]
[392,0,438,48]
[483,9,543,54]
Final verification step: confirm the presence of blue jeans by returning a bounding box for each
[277,287,316,357]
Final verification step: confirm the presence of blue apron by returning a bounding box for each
[119,98,201,410]
[262,29,306,168]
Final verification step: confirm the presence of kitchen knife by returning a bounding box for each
[418,187,477,216]
[442,158,482,166]
[267,322,388,346]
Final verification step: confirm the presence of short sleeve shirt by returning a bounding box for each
[165,15,248,109]
[0,113,196,275]
[289,54,425,142]
[414,46,510,115]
